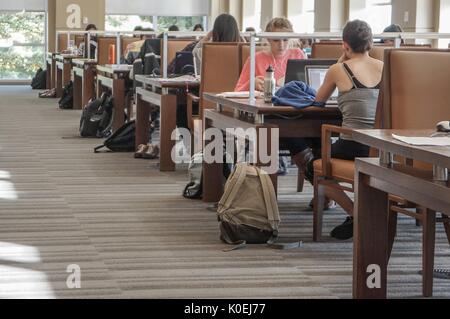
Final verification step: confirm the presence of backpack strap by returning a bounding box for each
[219,164,247,210]
[94,145,107,153]
[255,167,280,230]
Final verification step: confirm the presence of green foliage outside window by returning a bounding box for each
[106,15,204,33]
[0,11,45,80]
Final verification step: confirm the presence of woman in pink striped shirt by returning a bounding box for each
[235,18,307,92]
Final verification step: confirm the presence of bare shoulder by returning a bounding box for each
[328,63,344,76]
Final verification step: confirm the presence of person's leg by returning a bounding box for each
[329,139,370,240]
[280,138,314,183]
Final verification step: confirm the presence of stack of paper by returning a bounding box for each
[392,134,450,146]
[217,91,263,98]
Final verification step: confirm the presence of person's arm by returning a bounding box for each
[235,58,264,92]
[315,65,338,103]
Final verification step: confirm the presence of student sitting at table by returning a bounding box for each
[193,13,243,73]
[309,19,384,240]
[235,17,312,178]
[235,17,307,92]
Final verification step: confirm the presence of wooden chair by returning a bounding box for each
[186,43,241,132]
[382,48,450,297]
[160,39,195,72]
[121,36,141,55]
[311,42,343,59]
[313,48,450,297]
[239,43,269,73]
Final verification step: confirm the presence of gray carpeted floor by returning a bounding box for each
[0,86,449,299]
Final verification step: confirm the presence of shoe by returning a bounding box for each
[143,144,160,159]
[309,198,337,211]
[277,157,289,176]
[330,217,353,240]
[134,144,149,159]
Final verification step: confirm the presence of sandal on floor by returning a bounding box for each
[134,144,149,159]
[143,144,160,160]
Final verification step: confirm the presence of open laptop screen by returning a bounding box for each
[305,66,338,99]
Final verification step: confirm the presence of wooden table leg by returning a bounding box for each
[46,62,51,90]
[353,163,389,299]
[135,93,151,151]
[112,79,125,132]
[51,60,56,89]
[203,117,224,203]
[56,67,63,98]
[63,63,71,86]
[423,209,436,297]
[73,74,82,110]
[159,93,177,172]
[82,67,95,107]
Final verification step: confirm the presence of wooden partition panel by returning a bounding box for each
[97,37,117,65]
[57,33,68,52]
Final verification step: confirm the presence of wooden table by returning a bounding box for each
[46,52,56,90]
[352,129,450,299]
[202,94,342,203]
[72,59,97,110]
[135,75,200,172]
[55,54,81,98]
[96,65,133,132]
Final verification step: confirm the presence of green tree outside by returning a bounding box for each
[0,11,45,80]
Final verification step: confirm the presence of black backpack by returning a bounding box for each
[94,120,136,153]
[31,68,46,90]
[58,81,74,109]
[79,93,114,138]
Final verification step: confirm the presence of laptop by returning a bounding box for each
[285,59,337,84]
[305,65,339,104]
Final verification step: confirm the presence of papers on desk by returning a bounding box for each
[106,64,133,71]
[216,91,263,98]
[392,134,450,146]
[163,75,199,83]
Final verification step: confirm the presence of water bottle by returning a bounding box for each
[264,65,276,103]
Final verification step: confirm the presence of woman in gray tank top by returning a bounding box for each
[311,20,383,240]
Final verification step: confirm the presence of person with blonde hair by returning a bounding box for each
[235,17,309,176]
[235,17,307,91]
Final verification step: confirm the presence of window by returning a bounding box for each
[0,11,45,81]
[438,0,450,48]
[288,0,315,33]
[156,16,205,32]
[105,15,155,32]
[349,0,392,34]
[105,15,206,32]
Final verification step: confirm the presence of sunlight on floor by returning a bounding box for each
[0,171,18,200]
[0,171,10,179]
[0,242,54,299]
[0,265,55,299]
[0,242,42,264]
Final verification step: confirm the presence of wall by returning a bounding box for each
[47,0,105,52]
